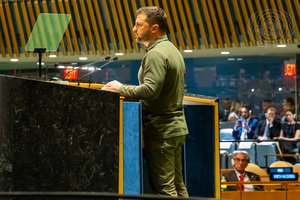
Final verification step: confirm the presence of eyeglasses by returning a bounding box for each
[234,158,247,163]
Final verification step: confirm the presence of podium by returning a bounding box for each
[0,75,220,198]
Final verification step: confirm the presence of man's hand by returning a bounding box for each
[101,80,123,92]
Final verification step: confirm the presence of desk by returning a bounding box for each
[221,181,300,200]
[222,191,286,200]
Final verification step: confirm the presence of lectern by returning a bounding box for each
[0,75,220,198]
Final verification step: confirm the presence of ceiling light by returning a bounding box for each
[115,52,124,56]
[184,50,193,53]
[10,58,19,62]
[227,58,235,61]
[49,54,57,58]
[79,57,88,61]
[221,51,230,55]
[277,44,287,48]
[237,58,243,61]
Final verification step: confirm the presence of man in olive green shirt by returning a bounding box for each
[102,6,188,197]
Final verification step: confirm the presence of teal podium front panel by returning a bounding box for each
[123,102,142,194]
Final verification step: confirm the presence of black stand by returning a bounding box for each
[34,48,46,77]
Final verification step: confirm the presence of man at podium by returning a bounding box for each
[102,6,189,197]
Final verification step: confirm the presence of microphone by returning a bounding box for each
[83,56,111,68]
[64,56,110,80]
[77,56,118,86]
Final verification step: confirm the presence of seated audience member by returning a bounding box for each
[278,110,300,163]
[280,97,295,123]
[232,105,258,140]
[228,100,243,122]
[259,99,272,120]
[222,151,263,191]
[254,106,281,140]
[220,97,232,122]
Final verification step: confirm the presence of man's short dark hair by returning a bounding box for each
[136,6,167,33]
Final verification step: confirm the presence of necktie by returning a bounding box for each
[238,175,244,191]
[263,122,269,139]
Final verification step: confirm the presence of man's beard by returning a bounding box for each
[136,29,151,43]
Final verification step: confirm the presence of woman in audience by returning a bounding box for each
[280,97,295,123]
[278,109,300,163]
[228,100,243,122]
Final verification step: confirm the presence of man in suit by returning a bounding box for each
[222,151,263,191]
[254,106,281,140]
[232,105,258,140]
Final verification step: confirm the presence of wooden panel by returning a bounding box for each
[123,0,139,52]
[42,0,64,55]
[295,0,300,20]
[193,0,210,48]
[21,1,33,56]
[215,0,232,48]
[115,0,132,53]
[33,0,46,50]
[140,0,146,7]
[207,0,224,48]
[5,2,19,56]
[286,0,300,42]
[233,0,249,46]
[183,0,200,49]
[49,0,65,55]
[73,0,88,54]
[64,0,80,55]
[169,0,186,49]
[79,0,96,54]
[102,0,118,52]
[276,0,293,44]
[270,0,285,44]
[254,0,270,44]
[57,0,74,55]
[262,0,277,44]
[201,0,217,48]
[242,191,286,200]
[223,0,240,47]
[240,0,254,45]
[14,1,28,56]
[0,3,13,56]
[177,0,193,49]
[161,0,178,47]
[246,0,263,45]
[27,1,36,28]
[92,0,110,54]
[86,0,103,54]
[0,3,6,57]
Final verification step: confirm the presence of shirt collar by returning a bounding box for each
[146,35,168,52]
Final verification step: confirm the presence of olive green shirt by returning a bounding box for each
[119,35,188,139]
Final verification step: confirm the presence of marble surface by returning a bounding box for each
[0,75,120,192]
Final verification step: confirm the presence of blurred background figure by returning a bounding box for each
[228,100,244,122]
[219,97,232,122]
[280,97,295,123]
[259,99,273,120]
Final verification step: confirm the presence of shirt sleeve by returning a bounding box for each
[118,51,167,99]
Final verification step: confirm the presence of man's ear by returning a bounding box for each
[231,158,235,167]
[151,24,159,33]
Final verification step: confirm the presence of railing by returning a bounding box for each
[0,192,212,200]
